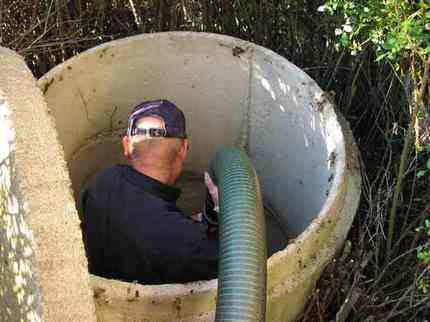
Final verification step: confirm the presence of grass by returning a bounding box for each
[1,1,429,320]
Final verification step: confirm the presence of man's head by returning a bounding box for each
[122,99,188,185]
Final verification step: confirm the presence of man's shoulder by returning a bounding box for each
[95,164,125,180]
[82,164,127,195]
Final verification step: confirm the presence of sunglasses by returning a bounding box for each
[131,127,167,138]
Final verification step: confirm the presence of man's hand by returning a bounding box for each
[190,212,203,222]
[191,172,219,223]
[204,172,219,212]
[202,172,219,226]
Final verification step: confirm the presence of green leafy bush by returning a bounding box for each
[318,0,430,65]
[319,0,430,262]
[417,144,430,177]
[416,219,430,293]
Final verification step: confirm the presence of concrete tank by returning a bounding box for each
[0,32,361,322]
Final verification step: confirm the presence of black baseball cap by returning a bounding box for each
[127,99,187,139]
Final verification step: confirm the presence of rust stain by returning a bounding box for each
[173,297,182,313]
[42,78,54,94]
[93,287,106,299]
[232,46,246,57]
[99,47,109,58]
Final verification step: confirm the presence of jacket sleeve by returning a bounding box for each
[80,189,108,276]
[181,221,219,282]
[157,213,219,283]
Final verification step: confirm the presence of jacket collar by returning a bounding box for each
[123,165,181,202]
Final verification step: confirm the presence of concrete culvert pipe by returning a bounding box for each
[0,32,361,322]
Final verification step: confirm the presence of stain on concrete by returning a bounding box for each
[42,77,54,94]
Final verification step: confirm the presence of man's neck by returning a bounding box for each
[131,163,176,186]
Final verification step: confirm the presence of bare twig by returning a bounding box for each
[417,57,430,103]
[31,0,40,24]
[56,0,64,36]
[382,269,430,322]
[0,0,3,42]
[386,58,430,261]
[335,288,362,322]
[128,0,143,31]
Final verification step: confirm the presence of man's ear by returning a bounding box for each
[179,139,189,161]
[122,136,131,159]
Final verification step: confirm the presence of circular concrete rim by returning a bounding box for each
[38,31,361,316]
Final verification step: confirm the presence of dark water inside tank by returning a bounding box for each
[176,171,288,257]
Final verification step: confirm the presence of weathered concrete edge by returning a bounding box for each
[0,47,97,321]
[0,88,44,321]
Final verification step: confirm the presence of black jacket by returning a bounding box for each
[80,165,218,284]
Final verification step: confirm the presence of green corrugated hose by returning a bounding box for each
[210,147,267,322]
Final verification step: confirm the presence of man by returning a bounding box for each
[80,99,218,284]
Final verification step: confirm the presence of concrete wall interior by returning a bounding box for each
[0,47,97,321]
[246,47,336,238]
[39,33,334,239]
[37,32,361,322]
